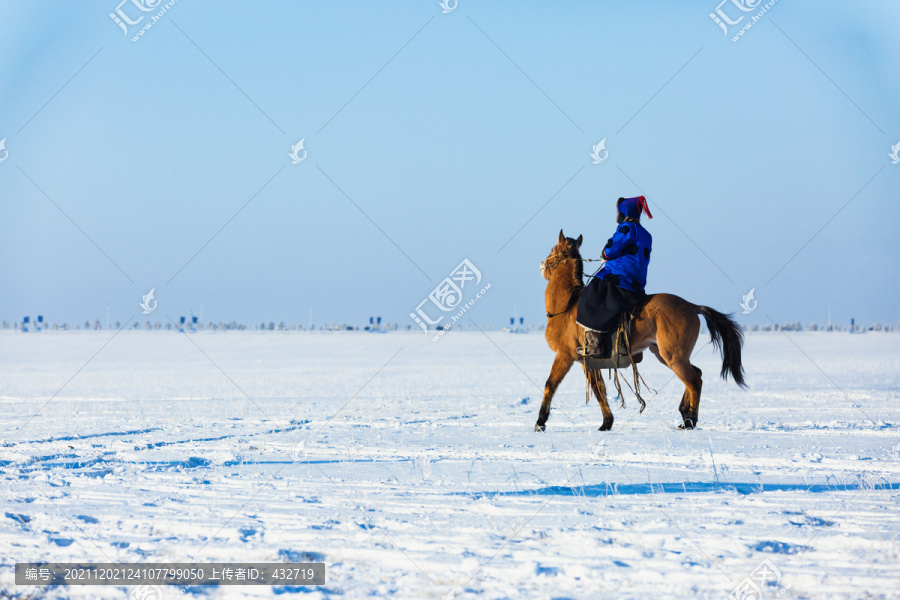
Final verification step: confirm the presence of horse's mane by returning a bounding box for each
[566,238,584,283]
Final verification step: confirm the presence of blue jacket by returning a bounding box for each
[597,221,652,293]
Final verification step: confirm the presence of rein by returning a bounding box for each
[546,285,583,318]
[543,254,604,272]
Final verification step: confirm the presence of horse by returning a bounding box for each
[537,230,746,432]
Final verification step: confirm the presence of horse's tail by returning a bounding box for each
[697,306,747,388]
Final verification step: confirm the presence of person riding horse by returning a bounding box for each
[577,195,653,358]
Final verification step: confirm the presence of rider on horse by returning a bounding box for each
[577,196,653,358]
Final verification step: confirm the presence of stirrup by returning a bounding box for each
[580,347,612,360]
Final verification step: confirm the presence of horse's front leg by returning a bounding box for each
[583,366,614,431]
[535,353,574,431]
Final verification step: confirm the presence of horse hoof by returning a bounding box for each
[598,418,614,431]
[534,424,546,432]
[678,420,695,430]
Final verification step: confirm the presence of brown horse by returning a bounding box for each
[537,230,746,431]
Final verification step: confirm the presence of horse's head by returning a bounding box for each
[540,229,583,281]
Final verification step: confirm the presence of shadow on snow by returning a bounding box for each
[465,480,900,498]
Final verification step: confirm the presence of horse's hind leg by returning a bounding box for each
[535,353,573,432]
[651,343,702,429]
[583,366,614,431]
[672,362,702,429]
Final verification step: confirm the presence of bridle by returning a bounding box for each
[541,252,575,274]
[542,252,605,273]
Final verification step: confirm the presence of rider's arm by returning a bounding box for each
[601,224,635,260]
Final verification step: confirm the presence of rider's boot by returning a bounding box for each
[578,328,610,358]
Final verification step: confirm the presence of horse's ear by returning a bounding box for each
[576,234,583,248]
[558,229,565,244]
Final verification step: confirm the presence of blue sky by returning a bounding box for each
[1,0,898,329]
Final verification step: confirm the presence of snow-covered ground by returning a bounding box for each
[1,329,899,599]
